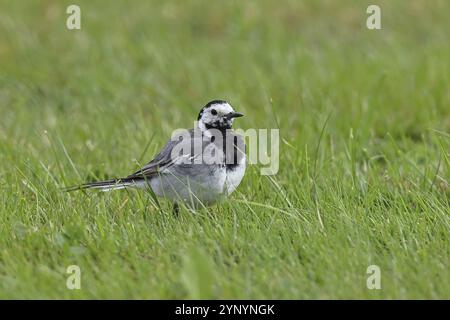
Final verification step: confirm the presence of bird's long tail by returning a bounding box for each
[63,178,143,192]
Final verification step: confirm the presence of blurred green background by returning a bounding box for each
[0,0,448,299]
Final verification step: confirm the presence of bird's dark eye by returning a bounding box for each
[211,109,217,115]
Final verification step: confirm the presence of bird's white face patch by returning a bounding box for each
[212,102,234,114]
[201,102,233,123]
[198,102,236,131]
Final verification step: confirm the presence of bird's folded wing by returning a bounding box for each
[125,132,204,179]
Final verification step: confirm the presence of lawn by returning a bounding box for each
[0,0,448,299]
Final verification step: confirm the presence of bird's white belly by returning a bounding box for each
[148,166,228,207]
[225,163,246,195]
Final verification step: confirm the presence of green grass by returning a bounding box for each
[0,0,449,299]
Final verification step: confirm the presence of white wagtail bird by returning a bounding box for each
[66,100,246,212]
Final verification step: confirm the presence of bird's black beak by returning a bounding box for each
[226,112,244,119]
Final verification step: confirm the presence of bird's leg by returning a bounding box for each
[172,202,180,216]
